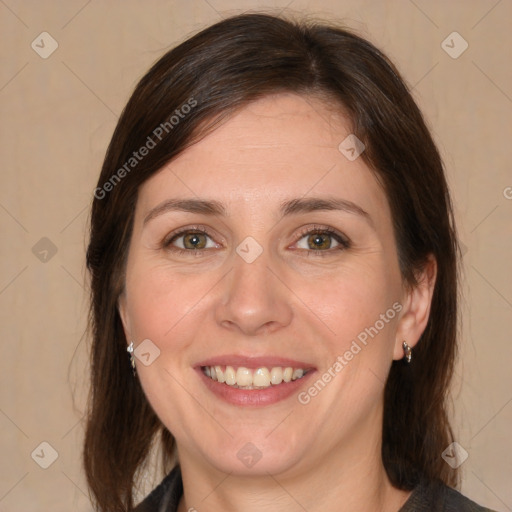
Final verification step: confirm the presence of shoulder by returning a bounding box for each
[134,469,498,512]
[401,478,498,512]
[134,465,182,512]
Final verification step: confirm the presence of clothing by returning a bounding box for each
[134,465,496,512]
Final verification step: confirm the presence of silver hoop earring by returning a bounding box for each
[127,341,136,376]
[402,341,412,363]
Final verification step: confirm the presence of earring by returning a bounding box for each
[402,341,412,363]
[127,341,136,376]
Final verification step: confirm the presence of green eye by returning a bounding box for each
[180,232,208,250]
[303,232,336,250]
[294,226,350,254]
[163,226,218,255]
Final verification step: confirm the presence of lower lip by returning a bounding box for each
[197,368,316,406]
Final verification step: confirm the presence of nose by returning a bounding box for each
[215,247,293,336]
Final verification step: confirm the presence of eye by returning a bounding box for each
[161,224,350,257]
[163,226,219,255]
[293,225,350,254]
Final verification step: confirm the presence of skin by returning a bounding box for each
[118,93,437,512]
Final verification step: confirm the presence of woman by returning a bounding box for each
[84,13,496,512]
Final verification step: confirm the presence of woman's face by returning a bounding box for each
[119,93,429,478]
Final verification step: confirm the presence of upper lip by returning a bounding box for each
[196,355,316,370]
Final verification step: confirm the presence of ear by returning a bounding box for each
[393,254,437,360]
[117,292,132,345]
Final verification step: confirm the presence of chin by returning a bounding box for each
[198,434,306,478]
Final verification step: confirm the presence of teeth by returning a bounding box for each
[215,365,225,383]
[236,367,252,387]
[202,365,308,389]
[224,365,236,385]
[292,368,303,380]
[253,368,270,387]
[270,367,283,385]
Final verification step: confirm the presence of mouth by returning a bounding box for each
[201,365,311,389]
[195,356,316,406]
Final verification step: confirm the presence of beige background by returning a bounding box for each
[0,0,511,510]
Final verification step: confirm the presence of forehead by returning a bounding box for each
[136,93,388,220]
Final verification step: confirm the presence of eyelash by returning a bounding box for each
[162,224,351,257]
[295,225,351,256]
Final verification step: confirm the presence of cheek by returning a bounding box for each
[123,267,208,432]
[124,264,200,344]
[298,260,398,339]
[298,261,401,410]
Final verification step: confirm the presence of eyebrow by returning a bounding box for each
[143,196,372,226]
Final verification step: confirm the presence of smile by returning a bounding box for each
[202,365,310,389]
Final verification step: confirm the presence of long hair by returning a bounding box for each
[84,13,460,511]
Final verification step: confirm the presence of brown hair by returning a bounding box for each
[84,12,460,511]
